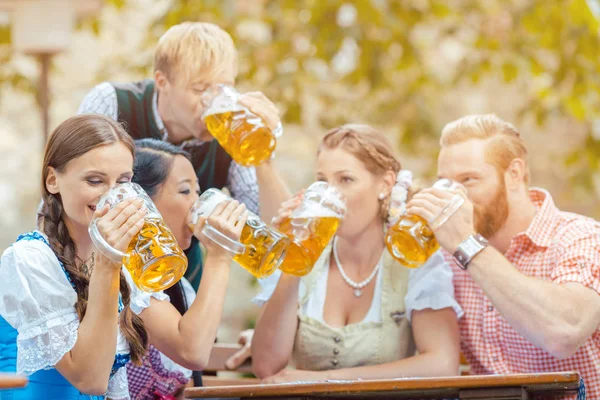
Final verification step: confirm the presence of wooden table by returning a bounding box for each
[0,373,27,389]
[185,372,581,400]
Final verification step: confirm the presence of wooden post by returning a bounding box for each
[38,52,51,141]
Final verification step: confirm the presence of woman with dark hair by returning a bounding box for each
[0,115,247,399]
[128,138,256,398]
[127,138,203,398]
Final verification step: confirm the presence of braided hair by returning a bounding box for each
[38,114,148,364]
[319,124,414,221]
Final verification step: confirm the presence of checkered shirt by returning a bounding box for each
[77,82,260,214]
[448,188,599,399]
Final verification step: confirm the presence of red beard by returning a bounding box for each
[474,177,509,239]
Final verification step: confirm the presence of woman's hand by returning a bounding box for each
[93,198,146,268]
[225,329,254,370]
[193,200,248,259]
[270,190,305,227]
[261,369,328,384]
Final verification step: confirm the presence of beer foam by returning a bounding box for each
[203,86,246,117]
[190,190,227,223]
[190,189,260,224]
[292,205,341,220]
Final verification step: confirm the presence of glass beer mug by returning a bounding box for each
[201,84,282,167]
[277,182,346,276]
[385,179,464,269]
[188,189,290,278]
[89,183,188,292]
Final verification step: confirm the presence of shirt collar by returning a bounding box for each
[152,90,169,141]
[519,188,560,248]
[153,90,209,147]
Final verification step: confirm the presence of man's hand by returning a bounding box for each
[225,329,254,370]
[406,187,475,252]
[239,92,281,134]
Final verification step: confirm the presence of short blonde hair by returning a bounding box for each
[154,22,238,85]
[440,114,530,183]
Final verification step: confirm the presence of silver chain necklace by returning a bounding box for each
[332,237,381,297]
[78,252,95,278]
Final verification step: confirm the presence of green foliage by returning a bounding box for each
[2,0,599,192]
[143,1,600,164]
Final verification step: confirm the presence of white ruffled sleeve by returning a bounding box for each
[122,268,170,315]
[107,366,130,400]
[180,277,197,305]
[252,270,283,306]
[404,250,464,322]
[252,270,308,306]
[0,238,79,375]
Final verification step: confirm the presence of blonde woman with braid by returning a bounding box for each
[252,124,462,382]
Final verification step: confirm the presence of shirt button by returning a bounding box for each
[334,336,341,343]
[331,359,339,366]
[487,306,494,312]
[333,348,339,355]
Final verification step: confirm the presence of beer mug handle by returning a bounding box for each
[88,218,129,264]
[202,222,246,255]
[430,194,465,231]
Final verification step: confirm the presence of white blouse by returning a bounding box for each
[254,249,463,322]
[156,277,196,380]
[0,231,169,399]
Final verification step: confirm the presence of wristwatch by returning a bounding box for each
[453,233,488,270]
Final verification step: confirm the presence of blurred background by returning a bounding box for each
[0,0,599,340]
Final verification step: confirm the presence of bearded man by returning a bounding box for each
[407,114,599,399]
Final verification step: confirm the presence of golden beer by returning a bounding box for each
[125,218,188,292]
[277,182,346,276]
[385,215,439,269]
[189,189,289,279]
[385,179,464,269]
[204,111,275,167]
[202,85,278,167]
[89,183,188,292]
[233,214,289,278]
[278,215,341,276]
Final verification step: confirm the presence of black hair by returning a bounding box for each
[132,138,191,197]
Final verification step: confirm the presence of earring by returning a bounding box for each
[378,193,385,200]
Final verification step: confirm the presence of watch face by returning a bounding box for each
[453,234,488,270]
[463,236,485,258]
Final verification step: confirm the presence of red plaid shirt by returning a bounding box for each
[450,188,600,398]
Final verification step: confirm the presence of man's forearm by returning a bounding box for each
[256,161,291,222]
[468,247,597,358]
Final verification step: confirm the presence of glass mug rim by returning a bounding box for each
[200,84,284,139]
[200,84,244,119]
[89,182,160,262]
[299,181,347,218]
[88,182,187,287]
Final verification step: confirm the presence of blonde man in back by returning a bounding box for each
[78,22,288,394]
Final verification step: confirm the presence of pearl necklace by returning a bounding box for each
[332,237,381,297]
